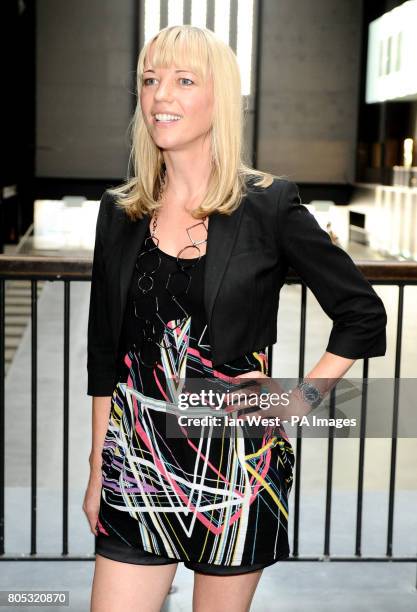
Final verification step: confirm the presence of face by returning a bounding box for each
[140,44,214,153]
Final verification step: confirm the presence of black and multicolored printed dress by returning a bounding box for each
[95,225,295,573]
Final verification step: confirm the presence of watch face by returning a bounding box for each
[301,383,320,403]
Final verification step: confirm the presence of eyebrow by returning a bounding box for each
[143,69,195,74]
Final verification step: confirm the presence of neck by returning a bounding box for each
[160,148,213,209]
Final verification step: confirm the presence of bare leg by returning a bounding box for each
[90,553,178,612]
[192,569,263,612]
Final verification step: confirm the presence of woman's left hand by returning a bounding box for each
[224,371,311,421]
[237,371,269,379]
[223,371,285,420]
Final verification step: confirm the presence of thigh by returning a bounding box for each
[91,553,178,612]
[192,568,263,612]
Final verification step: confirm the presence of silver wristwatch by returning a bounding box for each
[295,381,323,409]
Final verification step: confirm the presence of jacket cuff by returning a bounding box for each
[325,306,387,359]
[87,369,116,396]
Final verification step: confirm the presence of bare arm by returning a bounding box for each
[83,395,112,535]
[307,351,355,380]
[290,350,355,417]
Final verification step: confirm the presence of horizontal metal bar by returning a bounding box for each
[0,256,417,283]
[0,256,92,279]
[286,262,417,283]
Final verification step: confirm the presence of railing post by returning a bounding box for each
[292,282,308,557]
[0,279,5,555]
[386,284,404,557]
[62,280,70,556]
[30,280,38,556]
[355,358,369,557]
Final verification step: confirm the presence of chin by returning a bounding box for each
[155,138,189,150]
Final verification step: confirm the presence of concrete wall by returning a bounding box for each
[36,0,135,179]
[36,0,364,184]
[257,0,363,183]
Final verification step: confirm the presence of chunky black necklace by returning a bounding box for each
[131,170,208,368]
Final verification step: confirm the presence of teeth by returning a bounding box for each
[155,113,181,121]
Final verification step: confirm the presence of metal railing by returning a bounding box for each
[0,255,416,587]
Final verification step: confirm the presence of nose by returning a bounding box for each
[154,77,175,102]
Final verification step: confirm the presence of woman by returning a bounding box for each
[83,25,387,611]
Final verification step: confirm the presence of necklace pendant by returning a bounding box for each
[186,219,208,246]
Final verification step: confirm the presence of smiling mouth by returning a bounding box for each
[153,114,183,123]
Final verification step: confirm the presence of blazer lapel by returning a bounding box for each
[118,215,149,343]
[203,199,246,330]
[117,196,247,346]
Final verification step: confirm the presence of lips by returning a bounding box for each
[153,111,182,119]
[153,116,182,127]
[155,118,181,122]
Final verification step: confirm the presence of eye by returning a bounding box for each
[142,76,194,87]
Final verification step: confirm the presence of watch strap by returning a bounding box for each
[295,380,323,410]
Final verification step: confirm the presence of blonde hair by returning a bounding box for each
[109,24,283,220]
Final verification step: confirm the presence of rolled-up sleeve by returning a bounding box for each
[87,191,116,396]
[277,180,387,359]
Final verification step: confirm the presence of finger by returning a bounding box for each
[242,409,266,422]
[91,519,99,536]
[224,400,252,414]
[224,393,264,413]
[86,512,98,530]
[224,384,264,405]
[234,371,268,379]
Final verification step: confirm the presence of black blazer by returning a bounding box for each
[87,178,387,396]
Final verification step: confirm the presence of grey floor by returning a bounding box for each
[1,560,417,611]
[2,279,417,611]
